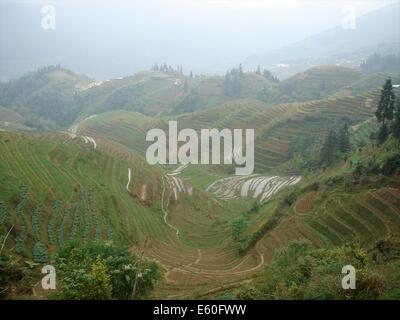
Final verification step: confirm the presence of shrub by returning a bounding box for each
[249,201,260,214]
[55,241,162,300]
[377,124,389,144]
[15,186,29,254]
[283,191,298,206]
[352,268,385,299]
[236,286,262,300]
[61,256,112,300]
[371,237,400,262]
[231,216,248,242]
[32,242,48,263]
[0,201,8,225]
[31,204,43,241]
[47,200,60,245]
[0,255,25,299]
[15,228,26,255]
[88,192,100,241]
[326,175,344,187]
[57,208,68,246]
[103,215,113,241]
[69,203,81,240]
[82,207,90,241]
[380,153,400,175]
[239,207,285,255]
[241,241,393,300]
[301,182,319,192]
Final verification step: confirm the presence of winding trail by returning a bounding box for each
[160,164,194,235]
[82,136,97,149]
[126,168,131,191]
[161,176,180,238]
[62,131,97,149]
[164,250,264,277]
[195,249,202,265]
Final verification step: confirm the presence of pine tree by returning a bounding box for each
[378,124,389,144]
[238,64,243,76]
[224,71,230,96]
[320,129,337,166]
[256,65,261,75]
[393,98,400,139]
[375,78,395,143]
[337,122,351,153]
[263,69,279,83]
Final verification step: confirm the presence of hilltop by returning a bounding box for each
[0,66,92,129]
[258,65,363,103]
[1,64,398,133]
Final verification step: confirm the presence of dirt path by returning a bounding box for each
[195,249,202,265]
[164,249,264,277]
[126,168,131,191]
[161,176,180,237]
[140,184,147,201]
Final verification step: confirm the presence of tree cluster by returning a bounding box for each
[319,121,351,166]
[55,241,162,300]
[375,78,400,143]
[360,53,400,73]
[224,64,244,97]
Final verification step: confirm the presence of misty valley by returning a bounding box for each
[0,0,400,305]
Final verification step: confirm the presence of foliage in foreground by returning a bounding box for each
[54,241,162,300]
[237,238,400,300]
[0,254,28,299]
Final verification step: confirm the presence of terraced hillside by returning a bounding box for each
[0,106,32,131]
[150,171,400,298]
[350,117,379,147]
[348,72,400,95]
[0,131,170,253]
[206,175,301,202]
[1,65,395,132]
[0,131,277,298]
[1,127,399,299]
[1,64,400,299]
[78,89,381,175]
[64,85,399,298]
[270,65,363,103]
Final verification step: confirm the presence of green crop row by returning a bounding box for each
[47,200,60,245]
[32,241,48,263]
[88,191,101,241]
[70,204,81,241]
[31,204,43,242]
[82,207,90,241]
[58,208,69,246]
[15,185,29,254]
[0,201,8,225]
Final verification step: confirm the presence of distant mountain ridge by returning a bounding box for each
[243,2,400,79]
[1,64,399,132]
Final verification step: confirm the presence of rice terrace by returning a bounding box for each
[0,0,400,304]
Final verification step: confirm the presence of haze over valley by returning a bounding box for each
[1,0,400,301]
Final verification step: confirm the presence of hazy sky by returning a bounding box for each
[0,0,398,79]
